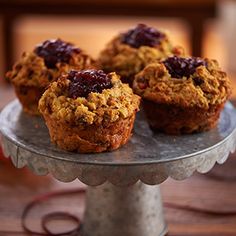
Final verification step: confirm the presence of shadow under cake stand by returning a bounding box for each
[1,100,236,236]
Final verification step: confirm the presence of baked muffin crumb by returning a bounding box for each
[6,39,96,115]
[98,24,184,85]
[133,56,231,134]
[39,69,140,152]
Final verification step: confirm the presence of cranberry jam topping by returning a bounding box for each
[34,39,81,68]
[121,24,165,48]
[68,69,113,98]
[163,56,207,79]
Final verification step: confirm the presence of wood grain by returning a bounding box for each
[1,150,236,235]
[0,79,236,235]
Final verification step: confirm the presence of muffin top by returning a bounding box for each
[39,69,140,125]
[6,39,95,88]
[99,24,184,80]
[133,56,231,109]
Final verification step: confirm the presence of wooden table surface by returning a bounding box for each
[0,88,236,236]
[1,152,236,236]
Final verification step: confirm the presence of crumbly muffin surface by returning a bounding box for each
[39,72,140,125]
[99,34,184,80]
[133,58,231,109]
[6,50,95,88]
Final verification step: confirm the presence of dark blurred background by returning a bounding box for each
[0,0,236,105]
[0,0,236,74]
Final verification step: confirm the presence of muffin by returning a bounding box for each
[98,24,184,85]
[133,56,231,134]
[6,39,95,115]
[39,69,140,153]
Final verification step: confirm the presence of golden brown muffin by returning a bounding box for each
[6,39,96,115]
[39,69,140,153]
[133,56,231,134]
[98,24,184,85]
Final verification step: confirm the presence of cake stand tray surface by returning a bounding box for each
[1,100,236,236]
[0,99,236,186]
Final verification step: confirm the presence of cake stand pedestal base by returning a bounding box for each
[83,182,167,236]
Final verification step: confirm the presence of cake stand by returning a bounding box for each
[1,100,236,236]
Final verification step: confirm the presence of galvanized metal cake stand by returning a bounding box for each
[1,100,236,236]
